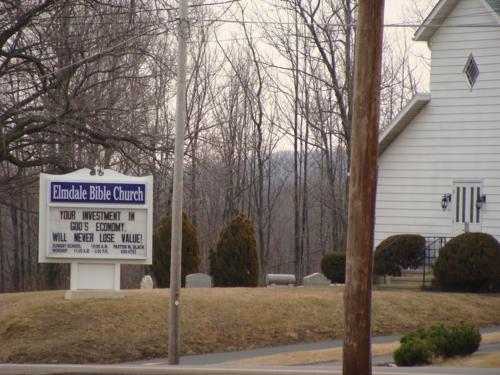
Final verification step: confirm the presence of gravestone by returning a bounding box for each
[185,273,212,288]
[266,273,296,287]
[303,272,330,287]
[140,275,154,289]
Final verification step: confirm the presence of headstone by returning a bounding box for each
[266,273,296,286]
[140,275,154,289]
[185,273,212,288]
[303,272,330,287]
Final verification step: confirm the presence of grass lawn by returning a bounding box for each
[437,350,500,368]
[0,287,499,363]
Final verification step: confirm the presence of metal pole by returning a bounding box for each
[343,1,385,375]
[168,0,189,365]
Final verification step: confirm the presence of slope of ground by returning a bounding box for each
[0,288,499,363]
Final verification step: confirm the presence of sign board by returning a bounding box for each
[39,169,153,265]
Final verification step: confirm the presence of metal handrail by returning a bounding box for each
[422,236,451,288]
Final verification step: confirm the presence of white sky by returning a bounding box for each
[215,0,437,90]
[384,0,438,90]
[385,0,438,22]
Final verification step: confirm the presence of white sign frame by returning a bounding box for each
[39,168,153,265]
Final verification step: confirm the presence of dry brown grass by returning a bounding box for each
[437,351,500,368]
[0,288,499,364]
[482,332,500,345]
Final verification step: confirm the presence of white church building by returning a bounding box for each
[375,0,500,248]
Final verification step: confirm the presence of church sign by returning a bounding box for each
[39,169,153,264]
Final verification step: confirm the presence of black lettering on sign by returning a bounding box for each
[129,212,135,221]
[74,248,90,254]
[60,210,76,220]
[74,233,94,242]
[52,246,68,253]
[52,232,67,242]
[95,222,125,232]
[99,233,115,242]
[121,233,142,243]
[82,211,121,221]
[70,222,83,231]
[121,249,137,254]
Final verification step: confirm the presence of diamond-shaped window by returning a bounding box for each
[464,55,479,87]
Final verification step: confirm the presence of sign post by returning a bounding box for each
[39,168,153,299]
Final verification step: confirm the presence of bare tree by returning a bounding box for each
[0,0,177,291]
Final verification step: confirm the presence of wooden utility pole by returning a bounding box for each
[168,0,189,365]
[343,1,385,375]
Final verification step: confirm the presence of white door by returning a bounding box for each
[452,182,483,234]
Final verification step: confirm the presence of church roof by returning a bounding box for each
[414,0,500,42]
[486,0,500,13]
[378,94,431,156]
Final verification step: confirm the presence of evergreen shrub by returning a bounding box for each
[151,212,200,287]
[320,252,346,283]
[433,232,500,292]
[393,337,433,366]
[374,234,425,276]
[209,213,260,287]
[394,324,481,366]
[434,324,481,358]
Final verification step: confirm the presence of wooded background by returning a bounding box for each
[0,0,431,292]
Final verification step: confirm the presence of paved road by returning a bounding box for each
[156,334,400,366]
[0,363,499,375]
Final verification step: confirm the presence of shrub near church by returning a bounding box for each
[151,212,200,287]
[434,232,500,292]
[374,234,425,277]
[321,252,346,283]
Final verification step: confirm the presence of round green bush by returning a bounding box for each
[320,252,346,283]
[209,213,260,287]
[434,232,500,292]
[399,327,428,345]
[374,234,425,276]
[393,338,434,366]
[394,324,481,366]
[435,324,481,357]
[150,212,201,287]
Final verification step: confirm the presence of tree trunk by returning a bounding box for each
[10,205,20,291]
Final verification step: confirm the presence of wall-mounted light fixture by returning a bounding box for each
[476,194,486,209]
[441,194,452,211]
